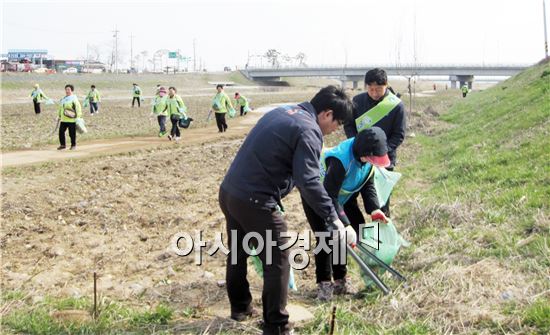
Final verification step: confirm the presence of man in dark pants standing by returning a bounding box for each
[343,68,406,218]
[219,86,356,335]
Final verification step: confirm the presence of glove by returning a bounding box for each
[371,209,388,223]
[330,219,357,246]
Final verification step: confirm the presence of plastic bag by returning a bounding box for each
[75,118,87,134]
[228,108,236,118]
[250,247,297,291]
[45,99,55,105]
[358,219,409,287]
[373,167,402,207]
[83,98,89,108]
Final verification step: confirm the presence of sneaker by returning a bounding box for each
[175,137,181,143]
[316,281,333,301]
[230,307,259,322]
[70,146,76,150]
[57,145,66,150]
[333,277,358,295]
[159,131,166,137]
[260,321,294,335]
[167,135,172,141]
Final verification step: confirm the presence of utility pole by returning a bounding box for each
[113,26,119,74]
[193,38,196,72]
[544,0,549,58]
[130,33,134,72]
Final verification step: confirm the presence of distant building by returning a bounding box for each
[7,49,48,65]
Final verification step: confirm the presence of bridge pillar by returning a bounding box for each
[352,81,358,90]
[450,75,474,89]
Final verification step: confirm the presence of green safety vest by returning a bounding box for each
[355,93,401,132]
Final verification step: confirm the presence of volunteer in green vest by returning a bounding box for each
[166,86,188,142]
[461,84,469,98]
[234,92,251,116]
[57,84,82,150]
[210,84,235,132]
[343,68,406,218]
[30,84,49,114]
[151,86,168,136]
[86,85,101,115]
[302,127,390,301]
[132,83,142,107]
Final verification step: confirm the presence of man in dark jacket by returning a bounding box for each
[343,68,406,217]
[219,86,355,335]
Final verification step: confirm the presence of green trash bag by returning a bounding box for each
[228,108,237,118]
[373,167,402,208]
[250,247,297,291]
[358,219,409,287]
[83,98,89,108]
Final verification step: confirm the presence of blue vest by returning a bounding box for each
[320,138,374,205]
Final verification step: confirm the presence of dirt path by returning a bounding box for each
[1,105,283,168]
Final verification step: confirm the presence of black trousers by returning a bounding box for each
[132,97,140,107]
[219,188,290,333]
[90,102,98,114]
[157,115,166,133]
[302,197,347,283]
[59,122,76,147]
[33,101,41,114]
[215,112,227,132]
[240,106,245,116]
[170,116,180,137]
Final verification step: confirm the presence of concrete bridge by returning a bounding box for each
[241,64,530,89]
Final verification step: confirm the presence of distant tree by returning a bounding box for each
[295,52,307,67]
[265,49,281,68]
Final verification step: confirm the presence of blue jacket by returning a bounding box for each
[321,138,374,205]
[221,102,338,223]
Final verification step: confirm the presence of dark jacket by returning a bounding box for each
[344,90,406,166]
[221,102,338,223]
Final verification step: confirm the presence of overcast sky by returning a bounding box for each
[2,0,548,70]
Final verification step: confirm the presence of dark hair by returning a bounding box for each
[234,92,240,96]
[91,85,96,89]
[169,86,176,92]
[216,84,224,89]
[133,83,137,86]
[364,68,387,85]
[310,85,353,123]
[65,84,74,91]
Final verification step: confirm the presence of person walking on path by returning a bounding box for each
[166,86,188,142]
[211,84,235,132]
[151,86,168,137]
[57,84,82,150]
[219,85,356,335]
[461,84,469,98]
[30,84,49,114]
[86,85,101,115]
[132,83,142,107]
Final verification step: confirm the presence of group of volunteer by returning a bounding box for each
[219,68,406,335]
[30,82,252,149]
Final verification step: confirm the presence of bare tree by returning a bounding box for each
[295,52,307,67]
[264,49,280,68]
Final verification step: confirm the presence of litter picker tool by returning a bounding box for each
[347,244,390,295]
[355,242,407,282]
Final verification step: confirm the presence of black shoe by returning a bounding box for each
[57,145,66,150]
[70,146,76,150]
[230,307,258,322]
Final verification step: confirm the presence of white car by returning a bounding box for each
[63,67,78,74]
